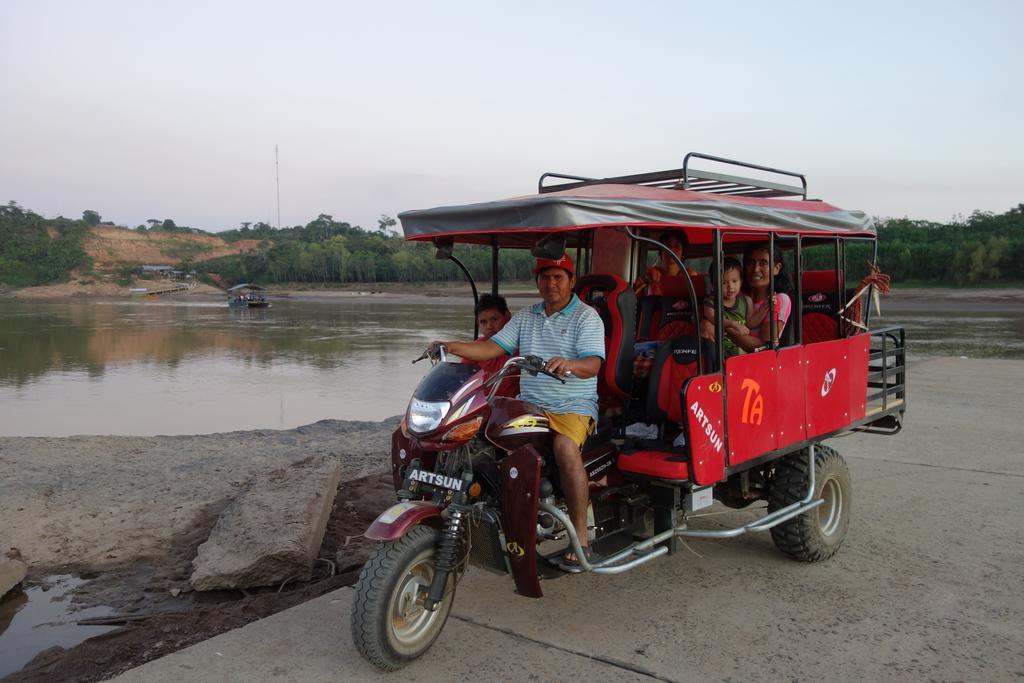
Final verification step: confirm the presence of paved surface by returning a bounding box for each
[115,357,1024,682]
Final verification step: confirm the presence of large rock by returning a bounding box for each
[0,557,28,598]
[190,456,341,591]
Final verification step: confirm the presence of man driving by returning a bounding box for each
[440,254,605,572]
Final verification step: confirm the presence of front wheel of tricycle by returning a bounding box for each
[351,525,455,670]
[768,444,851,562]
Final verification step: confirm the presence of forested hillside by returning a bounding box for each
[0,202,92,286]
[198,207,1024,286]
[202,214,537,284]
[2,201,1022,288]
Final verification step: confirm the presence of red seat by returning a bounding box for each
[617,450,690,480]
[575,273,635,399]
[647,337,700,423]
[637,274,706,342]
[616,336,699,482]
[801,270,841,344]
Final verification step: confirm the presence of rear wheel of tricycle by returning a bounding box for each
[768,444,851,562]
[351,525,455,670]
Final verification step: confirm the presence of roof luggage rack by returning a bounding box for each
[538,152,808,200]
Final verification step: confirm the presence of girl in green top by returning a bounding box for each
[700,258,752,357]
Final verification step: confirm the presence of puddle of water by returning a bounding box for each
[0,575,116,678]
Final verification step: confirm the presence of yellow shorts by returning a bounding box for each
[543,411,595,449]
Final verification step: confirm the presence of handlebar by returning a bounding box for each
[414,345,570,382]
[415,346,573,404]
[481,355,568,401]
[413,342,448,365]
[514,355,569,382]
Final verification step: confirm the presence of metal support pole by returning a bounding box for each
[834,237,843,337]
[490,238,499,296]
[447,254,479,340]
[712,230,724,374]
[865,240,879,329]
[795,234,803,346]
[768,234,776,349]
[623,226,701,371]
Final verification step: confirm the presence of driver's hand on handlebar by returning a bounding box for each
[414,341,445,363]
[544,356,575,377]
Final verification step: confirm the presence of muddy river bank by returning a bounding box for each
[0,419,399,681]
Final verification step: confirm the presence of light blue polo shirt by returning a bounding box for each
[491,294,605,420]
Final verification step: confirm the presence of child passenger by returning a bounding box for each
[700,257,751,358]
[461,294,518,396]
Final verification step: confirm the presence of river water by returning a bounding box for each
[1,297,1022,437]
[0,297,473,437]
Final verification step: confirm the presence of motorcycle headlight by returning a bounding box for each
[407,398,450,434]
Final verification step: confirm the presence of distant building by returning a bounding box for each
[136,265,195,281]
[137,265,174,277]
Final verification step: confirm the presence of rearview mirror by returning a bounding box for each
[433,237,454,260]
[530,235,567,260]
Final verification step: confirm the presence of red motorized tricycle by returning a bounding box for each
[351,153,906,670]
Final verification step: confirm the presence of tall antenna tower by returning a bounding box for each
[275,144,281,229]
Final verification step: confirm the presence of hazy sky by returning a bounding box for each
[2,1,1022,233]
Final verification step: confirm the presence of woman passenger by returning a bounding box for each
[726,245,793,352]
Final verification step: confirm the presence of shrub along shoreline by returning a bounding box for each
[3,201,1023,289]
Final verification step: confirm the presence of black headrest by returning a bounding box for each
[802,289,838,314]
[663,337,700,365]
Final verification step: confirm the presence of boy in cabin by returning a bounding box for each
[461,294,518,396]
[700,257,751,358]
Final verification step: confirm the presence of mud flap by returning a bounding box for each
[364,501,441,541]
[499,444,543,598]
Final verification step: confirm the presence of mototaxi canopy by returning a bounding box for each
[398,183,874,248]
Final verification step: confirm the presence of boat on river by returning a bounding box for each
[226,283,270,308]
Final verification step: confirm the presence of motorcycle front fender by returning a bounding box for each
[365,501,442,541]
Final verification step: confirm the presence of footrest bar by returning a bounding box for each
[676,498,824,539]
[591,546,669,574]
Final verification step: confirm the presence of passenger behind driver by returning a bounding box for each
[699,257,752,358]
[632,229,699,297]
[461,294,518,396]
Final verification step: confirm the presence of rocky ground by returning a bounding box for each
[0,419,401,682]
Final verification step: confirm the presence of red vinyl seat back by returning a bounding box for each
[801,270,841,344]
[646,337,700,423]
[637,274,706,342]
[575,273,635,399]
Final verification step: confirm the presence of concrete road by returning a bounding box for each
[115,357,1024,682]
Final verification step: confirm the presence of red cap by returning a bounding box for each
[533,253,574,275]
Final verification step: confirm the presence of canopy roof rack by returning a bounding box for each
[538,152,807,200]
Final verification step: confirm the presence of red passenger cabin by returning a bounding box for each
[399,153,906,491]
